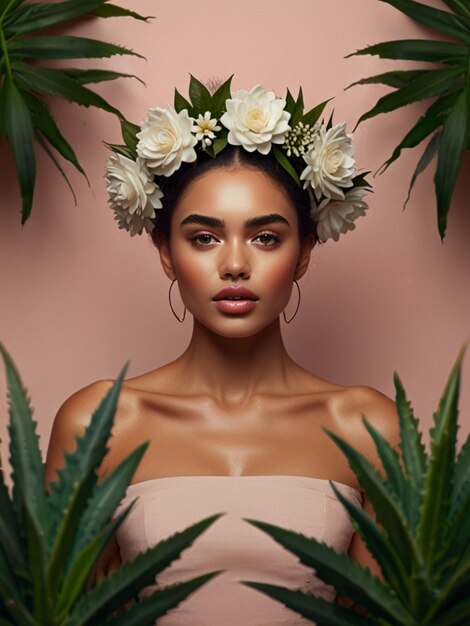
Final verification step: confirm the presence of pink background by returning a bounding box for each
[1,0,469,468]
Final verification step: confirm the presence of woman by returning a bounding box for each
[46,80,399,624]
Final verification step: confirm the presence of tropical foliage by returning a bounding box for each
[241,349,470,625]
[0,344,224,625]
[0,0,151,225]
[346,0,470,240]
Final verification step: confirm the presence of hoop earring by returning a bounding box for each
[168,279,186,323]
[282,279,301,324]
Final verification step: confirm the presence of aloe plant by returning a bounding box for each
[0,0,152,226]
[240,348,470,625]
[0,344,224,625]
[346,0,470,240]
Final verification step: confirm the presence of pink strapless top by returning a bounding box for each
[115,475,362,625]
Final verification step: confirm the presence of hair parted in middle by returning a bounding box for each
[150,145,317,249]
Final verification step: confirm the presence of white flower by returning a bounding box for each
[300,123,356,201]
[311,187,369,242]
[136,106,197,176]
[192,112,221,142]
[220,84,291,154]
[105,154,163,236]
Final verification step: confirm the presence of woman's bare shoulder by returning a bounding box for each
[45,378,135,483]
[328,384,401,456]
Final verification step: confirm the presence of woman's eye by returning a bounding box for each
[190,233,217,246]
[254,233,280,246]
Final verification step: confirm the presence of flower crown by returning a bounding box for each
[105,76,372,242]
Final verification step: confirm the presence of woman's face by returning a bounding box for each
[158,167,312,338]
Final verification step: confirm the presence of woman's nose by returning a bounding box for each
[219,240,251,279]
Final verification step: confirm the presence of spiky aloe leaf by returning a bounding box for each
[67,513,225,625]
[325,429,422,575]
[452,433,470,514]
[362,418,407,505]
[329,482,411,605]
[0,344,49,611]
[242,518,410,623]
[416,349,462,568]
[0,450,24,573]
[55,507,133,619]
[46,367,128,594]
[67,444,148,565]
[430,595,470,626]
[100,571,223,626]
[394,372,426,526]
[240,581,377,625]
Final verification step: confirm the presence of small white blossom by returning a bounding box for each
[192,112,221,142]
[105,154,163,236]
[311,187,369,242]
[300,123,356,201]
[220,85,291,154]
[283,122,317,157]
[136,106,197,177]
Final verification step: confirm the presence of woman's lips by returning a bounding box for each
[213,299,257,314]
[212,286,259,315]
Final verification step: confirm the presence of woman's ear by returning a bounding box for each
[154,233,176,281]
[294,234,316,280]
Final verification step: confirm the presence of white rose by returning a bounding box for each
[220,85,291,154]
[105,154,163,236]
[300,123,356,201]
[311,187,369,242]
[136,106,197,176]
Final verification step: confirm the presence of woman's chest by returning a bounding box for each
[107,394,353,485]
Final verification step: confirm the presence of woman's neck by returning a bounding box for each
[173,318,300,405]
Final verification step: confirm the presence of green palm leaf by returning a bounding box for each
[404,131,442,209]
[348,0,470,239]
[8,36,144,60]
[60,68,144,86]
[3,0,110,37]
[347,69,428,90]
[355,66,462,128]
[12,63,123,117]
[378,0,470,44]
[1,0,149,225]
[434,84,469,239]
[348,39,468,64]
[91,4,153,21]
[22,91,86,177]
[378,92,458,175]
[3,77,35,223]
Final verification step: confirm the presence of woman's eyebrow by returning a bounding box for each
[180,213,290,228]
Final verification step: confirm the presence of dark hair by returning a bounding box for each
[151,146,317,247]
